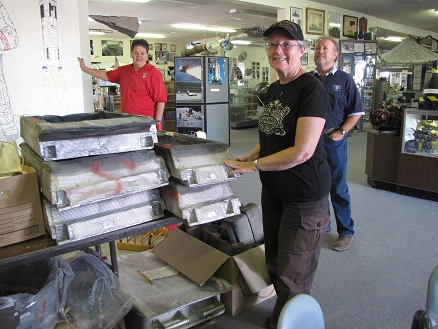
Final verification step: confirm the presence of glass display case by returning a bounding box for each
[229,86,261,129]
[401,108,438,157]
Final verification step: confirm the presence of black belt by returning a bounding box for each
[324,126,340,136]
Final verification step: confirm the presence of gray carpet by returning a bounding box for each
[199,128,438,329]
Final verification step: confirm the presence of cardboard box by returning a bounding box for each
[0,166,45,247]
[153,228,275,316]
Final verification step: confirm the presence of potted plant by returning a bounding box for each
[369,86,406,133]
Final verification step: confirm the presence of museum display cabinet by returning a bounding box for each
[366,107,438,200]
[397,108,438,195]
[229,86,260,129]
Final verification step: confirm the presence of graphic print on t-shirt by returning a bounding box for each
[259,100,290,136]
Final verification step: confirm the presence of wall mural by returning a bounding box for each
[0,1,19,141]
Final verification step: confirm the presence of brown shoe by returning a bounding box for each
[333,236,352,251]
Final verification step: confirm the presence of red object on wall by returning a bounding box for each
[359,17,367,33]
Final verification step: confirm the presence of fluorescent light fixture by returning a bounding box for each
[89,29,113,35]
[229,8,276,19]
[119,0,151,3]
[384,36,404,42]
[172,23,236,33]
[136,33,165,38]
[89,30,106,36]
[232,40,251,45]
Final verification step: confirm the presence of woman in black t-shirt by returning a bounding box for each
[225,20,331,329]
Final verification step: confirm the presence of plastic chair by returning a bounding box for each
[277,294,325,329]
[411,264,438,329]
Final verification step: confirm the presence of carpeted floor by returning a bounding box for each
[198,127,438,329]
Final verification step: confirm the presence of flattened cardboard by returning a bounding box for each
[0,166,45,247]
[153,228,229,286]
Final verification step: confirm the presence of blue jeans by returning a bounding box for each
[324,135,354,237]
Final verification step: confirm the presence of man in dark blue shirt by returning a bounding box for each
[313,36,364,251]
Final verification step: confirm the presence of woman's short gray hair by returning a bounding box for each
[297,40,306,49]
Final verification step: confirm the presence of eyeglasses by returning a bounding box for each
[265,41,299,51]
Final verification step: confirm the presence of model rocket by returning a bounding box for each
[40,0,62,71]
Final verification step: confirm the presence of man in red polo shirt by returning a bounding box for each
[78,39,167,130]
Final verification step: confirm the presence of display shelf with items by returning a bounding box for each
[229,84,260,129]
[164,81,176,131]
[339,40,377,131]
[401,108,438,157]
[396,107,438,198]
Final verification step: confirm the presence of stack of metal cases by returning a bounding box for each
[20,112,169,245]
[154,132,240,187]
[20,111,158,161]
[42,190,165,245]
[155,132,241,226]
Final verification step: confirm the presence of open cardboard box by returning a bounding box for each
[0,165,45,247]
[153,228,275,316]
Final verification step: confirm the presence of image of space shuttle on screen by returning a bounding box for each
[175,57,203,103]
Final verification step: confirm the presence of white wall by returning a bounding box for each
[89,35,187,82]
[1,0,90,142]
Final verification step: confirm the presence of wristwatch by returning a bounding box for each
[253,159,261,171]
[339,127,347,135]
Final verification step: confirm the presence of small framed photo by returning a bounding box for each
[290,7,303,29]
[306,8,325,35]
[341,41,355,53]
[301,53,308,66]
[365,42,377,54]
[149,43,153,51]
[170,44,176,53]
[343,15,358,38]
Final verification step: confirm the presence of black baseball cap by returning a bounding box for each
[263,20,304,41]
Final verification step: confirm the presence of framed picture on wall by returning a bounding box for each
[290,7,303,28]
[328,12,341,39]
[170,44,176,53]
[343,15,358,37]
[306,8,325,35]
